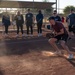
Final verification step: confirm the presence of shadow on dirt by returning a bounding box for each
[0,37,52,56]
[67,59,75,67]
[0,70,4,75]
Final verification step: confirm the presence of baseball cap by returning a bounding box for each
[54,10,57,12]
[53,10,57,14]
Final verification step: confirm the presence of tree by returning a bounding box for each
[63,6,75,15]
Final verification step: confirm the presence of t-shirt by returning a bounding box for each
[26,13,33,23]
[36,13,43,23]
[54,15,61,21]
[67,13,75,26]
[52,22,68,35]
[17,15,22,20]
[15,15,24,25]
[2,15,10,26]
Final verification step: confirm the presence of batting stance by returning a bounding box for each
[47,16,73,59]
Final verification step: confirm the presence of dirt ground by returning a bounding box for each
[0,29,75,75]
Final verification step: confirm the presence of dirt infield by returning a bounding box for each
[0,30,75,75]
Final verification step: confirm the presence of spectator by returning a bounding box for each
[2,13,10,37]
[25,9,34,37]
[36,10,44,37]
[53,10,61,22]
[66,9,75,39]
[15,11,24,37]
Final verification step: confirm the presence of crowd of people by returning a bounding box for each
[1,8,75,59]
[2,9,65,38]
[2,9,44,37]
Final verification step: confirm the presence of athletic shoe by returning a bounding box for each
[38,33,42,37]
[30,34,33,37]
[38,33,40,37]
[25,34,29,37]
[5,34,8,36]
[22,34,25,37]
[40,33,42,36]
[68,54,74,59]
[4,34,9,37]
[16,34,19,37]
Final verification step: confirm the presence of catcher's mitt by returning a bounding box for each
[46,33,55,39]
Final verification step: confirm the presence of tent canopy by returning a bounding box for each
[0,1,55,9]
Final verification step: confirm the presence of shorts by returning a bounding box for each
[54,34,68,42]
[68,26,73,32]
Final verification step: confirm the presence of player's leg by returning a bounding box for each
[49,38,61,54]
[60,40,73,59]
[37,23,40,36]
[60,40,71,54]
[17,25,19,34]
[20,24,24,37]
[60,34,73,59]
[26,25,29,36]
[37,23,39,33]
[39,23,42,36]
[30,25,33,36]
[20,24,23,34]
[5,25,9,34]
[4,25,9,37]
[16,25,19,37]
[38,23,42,37]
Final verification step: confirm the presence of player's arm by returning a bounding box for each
[44,26,53,32]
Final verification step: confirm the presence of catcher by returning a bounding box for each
[46,16,73,59]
